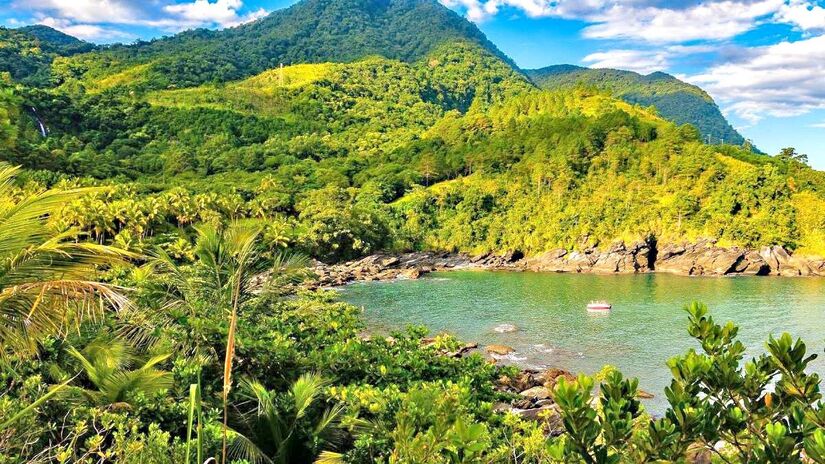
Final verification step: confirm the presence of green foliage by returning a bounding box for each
[392,97,815,253]
[63,337,173,407]
[3,5,825,461]
[550,302,825,464]
[229,374,346,464]
[527,65,746,146]
[56,0,513,91]
[0,26,93,87]
[0,164,132,356]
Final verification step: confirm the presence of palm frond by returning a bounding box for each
[0,165,136,356]
[66,337,172,407]
[314,451,345,464]
[291,373,329,420]
[99,368,173,404]
[314,403,345,438]
[0,280,131,356]
[271,250,310,274]
[228,426,273,464]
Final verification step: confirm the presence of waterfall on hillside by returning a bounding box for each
[30,107,48,138]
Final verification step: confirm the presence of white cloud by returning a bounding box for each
[581,1,782,43]
[581,44,714,74]
[776,0,825,31]
[688,34,825,123]
[440,0,785,42]
[10,0,268,38]
[39,16,135,41]
[18,0,148,25]
[582,49,671,74]
[811,121,825,128]
[441,0,825,44]
[164,0,267,28]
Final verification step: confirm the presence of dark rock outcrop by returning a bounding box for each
[519,241,821,277]
[313,242,824,287]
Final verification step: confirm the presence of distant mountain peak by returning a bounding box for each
[74,0,516,90]
[526,64,745,146]
[0,25,94,86]
[17,25,88,48]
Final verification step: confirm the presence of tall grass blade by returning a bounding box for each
[197,376,204,464]
[186,383,197,464]
[222,307,238,464]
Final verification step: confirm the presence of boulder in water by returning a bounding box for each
[493,323,519,333]
[485,344,515,355]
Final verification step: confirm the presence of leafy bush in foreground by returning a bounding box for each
[550,302,825,463]
[2,206,825,462]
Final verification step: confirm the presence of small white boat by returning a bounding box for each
[587,301,612,312]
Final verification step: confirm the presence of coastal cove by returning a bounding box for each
[338,271,825,412]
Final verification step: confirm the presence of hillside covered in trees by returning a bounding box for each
[2,0,825,461]
[0,25,95,87]
[50,0,513,91]
[526,65,746,147]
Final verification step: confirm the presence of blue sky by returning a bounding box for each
[2,0,825,168]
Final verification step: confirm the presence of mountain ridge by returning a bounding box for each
[0,25,94,86]
[58,0,517,90]
[5,0,746,145]
[526,64,746,146]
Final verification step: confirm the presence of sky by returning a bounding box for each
[2,0,825,168]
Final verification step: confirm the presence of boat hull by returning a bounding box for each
[586,304,612,312]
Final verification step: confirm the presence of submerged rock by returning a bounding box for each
[485,344,515,355]
[493,323,519,333]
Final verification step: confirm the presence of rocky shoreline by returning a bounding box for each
[313,241,825,285]
[415,336,655,437]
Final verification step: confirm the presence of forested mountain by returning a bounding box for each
[5,42,530,178]
[4,1,825,462]
[0,26,94,86]
[526,65,746,146]
[0,0,819,265]
[17,25,94,53]
[53,0,514,91]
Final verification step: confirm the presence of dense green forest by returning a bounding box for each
[2,0,825,461]
[526,65,746,147]
[49,0,512,91]
[0,26,95,87]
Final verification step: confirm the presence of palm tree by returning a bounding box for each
[62,337,172,408]
[118,222,309,463]
[182,222,310,464]
[229,373,347,464]
[0,164,133,356]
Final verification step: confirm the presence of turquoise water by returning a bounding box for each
[338,271,825,411]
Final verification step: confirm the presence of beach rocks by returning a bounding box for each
[523,241,654,274]
[542,368,577,391]
[312,252,474,286]
[485,344,515,355]
[312,242,825,288]
[312,251,535,286]
[656,242,745,276]
[520,241,821,277]
[493,368,569,435]
[520,386,552,400]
